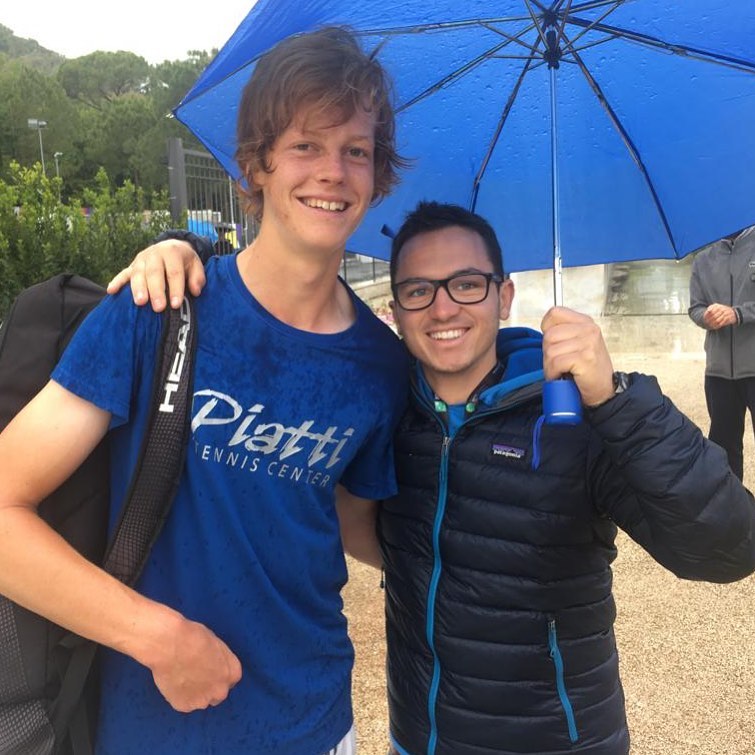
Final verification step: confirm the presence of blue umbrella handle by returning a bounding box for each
[543,378,582,425]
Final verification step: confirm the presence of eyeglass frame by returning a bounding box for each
[391,270,504,311]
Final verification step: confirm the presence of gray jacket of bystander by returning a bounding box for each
[688,225,755,379]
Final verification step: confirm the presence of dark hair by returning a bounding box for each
[234,26,407,219]
[390,201,505,282]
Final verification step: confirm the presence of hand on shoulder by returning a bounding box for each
[107,239,206,312]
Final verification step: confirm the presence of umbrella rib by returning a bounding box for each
[555,0,575,40]
[396,24,538,113]
[562,1,624,50]
[567,0,626,13]
[354,17,533,37]
[480,21,542,55]
[523,0,551,50]
[178,17,539,108]
[491,54,552,61]
[565,42,680,257]
[382,16,542,56]
[471,56,539,209]
[563,34,621,57]
[568,17,755,74]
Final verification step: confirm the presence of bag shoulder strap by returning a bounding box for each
[51,296,197,752]
[103,295,196,583]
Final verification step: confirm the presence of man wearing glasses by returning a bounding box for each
[380,201,754,755]
[115,201,755,754]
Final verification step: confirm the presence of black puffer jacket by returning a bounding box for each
[379,328,755,755]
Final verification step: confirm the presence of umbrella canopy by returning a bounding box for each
[175,0,755,280]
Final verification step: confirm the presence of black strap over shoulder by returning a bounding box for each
[50,296,197,754]
[103,295,196,584]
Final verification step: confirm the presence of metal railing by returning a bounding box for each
[167,137,255,251]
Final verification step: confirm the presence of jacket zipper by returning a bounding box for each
[412,382,542,754]
[425,434,451,755]
[729,272,735,378]
[547,618,579,744]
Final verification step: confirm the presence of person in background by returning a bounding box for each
[212,224,236,255]
[115,201,755,755]
[689,225,755,481]
[0,27,408,755]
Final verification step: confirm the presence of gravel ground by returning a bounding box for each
[342,337,755,755]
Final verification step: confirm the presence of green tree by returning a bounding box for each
[0,23,64,75]
[80,95,159,188]
[57,51,150,110]
[149,51,212,115]
[0,43,216,200]
[0,60,79,180]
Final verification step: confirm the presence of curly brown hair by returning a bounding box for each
[234,26,407,220]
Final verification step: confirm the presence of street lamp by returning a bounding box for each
[53,152,64,200]
[26,118,48,175]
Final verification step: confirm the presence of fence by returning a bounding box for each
[167,137,255,252]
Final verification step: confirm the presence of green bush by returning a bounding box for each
[0,162,171,318]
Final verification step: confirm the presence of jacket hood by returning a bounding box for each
[481,327,544,406]
[410,326,545,408]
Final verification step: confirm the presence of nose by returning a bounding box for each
[317,150,346,183]
[428,284,460,319]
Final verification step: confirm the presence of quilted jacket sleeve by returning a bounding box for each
[585,373,755,583]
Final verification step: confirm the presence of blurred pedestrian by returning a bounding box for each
[213,224,236,255]
[689,225,755,480]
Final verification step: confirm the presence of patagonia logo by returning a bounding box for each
[491,443,526,459]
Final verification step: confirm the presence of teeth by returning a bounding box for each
[303,198,346,212]
[430,329,464,340]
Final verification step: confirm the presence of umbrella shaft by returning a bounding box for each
[550,66,564,307]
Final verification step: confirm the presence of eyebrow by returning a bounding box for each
[296,122,375,141]
[398,267,489,282]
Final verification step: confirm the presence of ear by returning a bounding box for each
[244,149,273,192]
[249,163,267,190]
[498,278,515,321]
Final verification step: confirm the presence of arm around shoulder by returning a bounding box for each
[106,231,209,311]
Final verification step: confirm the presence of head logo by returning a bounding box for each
[158,298,191,414]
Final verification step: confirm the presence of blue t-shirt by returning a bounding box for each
[52,254,409,754]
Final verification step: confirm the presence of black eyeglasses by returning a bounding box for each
[392,271,503,311]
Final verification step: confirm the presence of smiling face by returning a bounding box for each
[391,225,515,404]
[251,104,376,258]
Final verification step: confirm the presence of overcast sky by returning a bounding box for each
[2,0,256,64]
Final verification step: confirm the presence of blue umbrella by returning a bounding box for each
[175,0,755,302]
